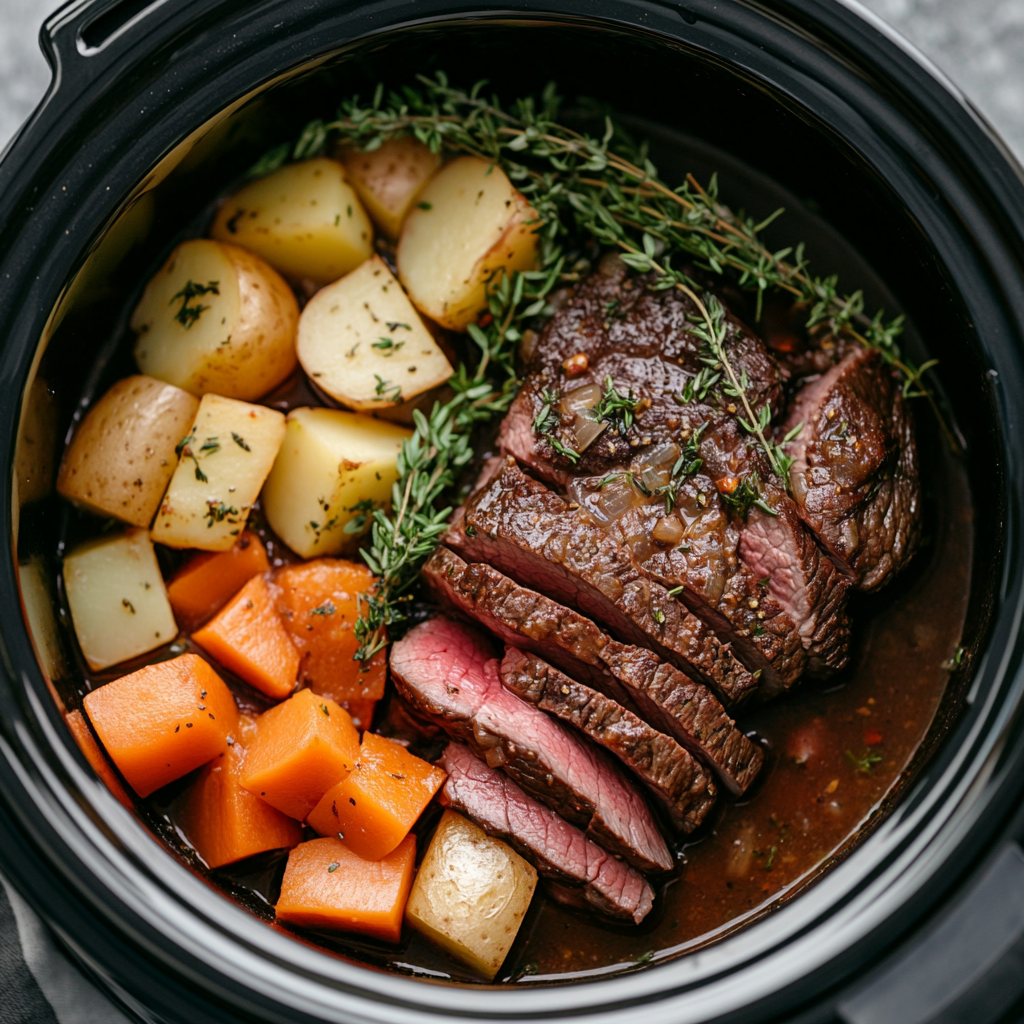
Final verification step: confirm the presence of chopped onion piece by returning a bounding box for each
[572,412,606,452]
[597,477,641,522]
[640,464,671,491]
[644,441,681,469]
[653,515,684,545]
[559,383,602,417]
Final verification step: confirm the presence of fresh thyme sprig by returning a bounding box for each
[532,386,581,465]
[256,73,946,464]
[352,259,565,664]
[256,73,938,408]
[594,376,641,435]
[254,72,947,660]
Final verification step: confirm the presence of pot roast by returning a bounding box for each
[400,261,921,916]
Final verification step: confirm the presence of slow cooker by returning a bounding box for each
[3,0,1024,1020]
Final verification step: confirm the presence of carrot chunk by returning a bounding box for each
[308,732,445,861]
[240,689,359,820]
[64,709,133,810]
[276,834,416,942]
[342,698,376,731]
[192,575,299,700]
[178,718,302,869]
[270,559,386,703]
[83,654,239,798]
[167,532,270,630]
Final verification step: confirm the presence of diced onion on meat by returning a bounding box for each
[596,477,643,522]
[572,412,606,451]
[638,441,680,491]
[560,383,606,452]
[559,383,602,417]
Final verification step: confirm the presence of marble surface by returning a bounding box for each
[2,0,1024,159]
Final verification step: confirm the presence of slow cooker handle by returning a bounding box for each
[40,0,191,97]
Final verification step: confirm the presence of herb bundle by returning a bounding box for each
[255,72,941,662]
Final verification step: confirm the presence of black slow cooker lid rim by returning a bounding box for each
[2,1,1024,1021]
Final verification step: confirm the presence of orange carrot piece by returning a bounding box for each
[178,718,302,869]
[341,698,376,731]
[270,559,386,703]
[167,532,270,630]
[240,689,359,820]
[192,575,299,700]
[307,732,445,861]
[83,654,239,797]
[276,834,416,942]
[64,709,133,810]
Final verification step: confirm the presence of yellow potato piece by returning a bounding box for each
[297,255,453,411]
[64,529,177,671]
[57,376,199,528]
[397,156,539,330]
[210,158,373,286]
[132,239,298,401]
[405,809,537,981]
[150,394,285,551]
[261,407,411,559]
[341,136,441,241]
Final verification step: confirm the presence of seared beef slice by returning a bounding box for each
[446,457,759,707]
[439,742,655,924]
[498,259,847,687]
[422,546,762,794]
[781,346,921,592]
[390,616,672,873]
[500,255,780,484]
[500,647,716,833]
[499,256,851,688]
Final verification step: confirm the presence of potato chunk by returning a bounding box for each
[132,239,298,401]
[397,156,539,330]
[405,809,537,981]
[297,256,453,411]
[341,137,441,241]
[150,394,285,551]
[63,529,177,670]
[57,375,199,527]
[210,158,373,286]
[262,407,411,559]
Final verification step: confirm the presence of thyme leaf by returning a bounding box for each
[594,376,641,434]
[846,749,883,774]
[719,474,776,520]
[170,280,219,329]
[532,386,581,465]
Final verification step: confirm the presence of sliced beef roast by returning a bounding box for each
[498,258,852,686]
[422,546,763,794]
[781,345,921,592]
[390,616,672,873]
[438,742,655,924]
[446,457,760,707]
[604,484,808,690]
[499,254,781,484]
[737,486,851,680]
[500,647,717,833]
